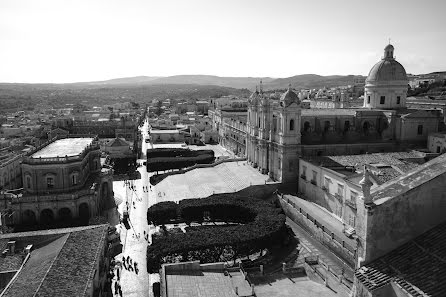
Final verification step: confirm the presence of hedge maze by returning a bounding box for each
[146,195,287,273]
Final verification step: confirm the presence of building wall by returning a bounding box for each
[299,159,361,228]
[427,134,446,153]
[356,165,446,265]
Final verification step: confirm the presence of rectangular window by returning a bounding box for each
[396,96,401,104]
[367,96,370,104]
[350,191,358,203]
[380,96,385,104]
[349,214,356,227]
[47,177,54,188]
[337,184,344,197]
[324,177,331,190]
[302,165,307,177]
[312,171,317,185]
[417,125,423,135]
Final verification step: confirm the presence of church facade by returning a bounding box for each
[244,44,441,183]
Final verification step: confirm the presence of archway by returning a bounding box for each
[303,121,311,133]
[324,121,330,133]
[344,121,350,132]
[40,209,54,225]
[79,203,90,221]
[22,209,37,225]
[58,207,72,221]
[363,121,370,134]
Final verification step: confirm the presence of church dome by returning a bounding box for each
[366,44,408,84]
[280,85,300,107]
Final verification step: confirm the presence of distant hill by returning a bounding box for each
[78,75,275,90]
[73,74,366,90]
[146,75,275,89]
[74,76,162,85]
[265,74,367,90]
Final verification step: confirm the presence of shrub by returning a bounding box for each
[146,195,287,273]
[147,201,178,225]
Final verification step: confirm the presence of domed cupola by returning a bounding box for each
[280,84,300,107]
[363,44,409,110]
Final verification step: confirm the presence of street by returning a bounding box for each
[112,118,157,297]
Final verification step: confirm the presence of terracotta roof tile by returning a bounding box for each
[0,225,108,297]
[355,220,446,297]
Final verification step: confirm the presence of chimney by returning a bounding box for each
[25,244,33,255]
[7,241,16,255]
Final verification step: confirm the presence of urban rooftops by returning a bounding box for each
[31,137,94,158]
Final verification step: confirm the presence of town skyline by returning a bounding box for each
[1,0,446,83]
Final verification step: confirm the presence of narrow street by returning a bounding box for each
[112,117,157,297]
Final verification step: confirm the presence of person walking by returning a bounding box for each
[114,281,119,295]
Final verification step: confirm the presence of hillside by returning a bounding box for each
[71,74,366,90]
[0,83,250,112]
[265,74,367,90]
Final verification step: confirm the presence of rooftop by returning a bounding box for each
[31,137,94,158]
[371,153,446,204]
[163,262,249,297]
[0,225,108,297]
[303,151,426,185]
[355,220,446,297]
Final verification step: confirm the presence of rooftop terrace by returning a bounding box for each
[31,138,94,158]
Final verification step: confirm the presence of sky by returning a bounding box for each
[1,0,446,83]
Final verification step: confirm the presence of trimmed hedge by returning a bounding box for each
[146,154,214,172]
[147,148,215,159]
[146,149,215,172]
[146,195,287,273]
[147,201,178,225]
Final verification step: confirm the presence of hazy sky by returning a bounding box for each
[1,0,446,83]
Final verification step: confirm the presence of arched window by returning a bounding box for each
[26,175,32,189]
[290,119,295,131]
[71,172,79,185]
[46,175,55,189]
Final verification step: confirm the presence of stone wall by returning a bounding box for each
[279,196,356,267]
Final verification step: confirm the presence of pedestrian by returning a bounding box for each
[117,268,120,281]
[114,281,119,295]
[118,286,123,297]
[126,255,130,264]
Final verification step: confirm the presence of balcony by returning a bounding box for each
[310,180,317,186]
[334,193,343,202]
[345,199,357,210]
[300,174,306,181]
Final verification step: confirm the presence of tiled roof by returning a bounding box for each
[355,220,446,297]
[0,225,108,297]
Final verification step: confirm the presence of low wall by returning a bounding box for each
[279,196,356,267]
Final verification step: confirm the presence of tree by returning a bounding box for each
[155,100,163,116]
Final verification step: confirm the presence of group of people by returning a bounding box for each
[142,185,151,192]
[122,255,139,275]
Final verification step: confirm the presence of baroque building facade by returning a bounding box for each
[241,44,441,183]
[11,135,114,226]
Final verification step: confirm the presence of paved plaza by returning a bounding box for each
[188,144,234,158]
[153,161,271,202]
